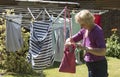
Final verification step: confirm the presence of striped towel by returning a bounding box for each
[28,21,54,70]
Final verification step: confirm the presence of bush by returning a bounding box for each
[4,52,33,73]
[0,9,34,74]
[106,28,120,59]
[3,28,34,74]
[1,27,34,74]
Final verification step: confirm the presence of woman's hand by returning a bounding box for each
[76,43,88,51]
[65,38,75,47]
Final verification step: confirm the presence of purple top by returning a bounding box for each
[72,24,106,62]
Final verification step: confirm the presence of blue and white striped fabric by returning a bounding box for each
[28,21,54,70]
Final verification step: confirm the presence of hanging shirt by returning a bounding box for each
[71,13,81,35]
[94,14,101,26]
[28,21,54,70]
[6,14,23,52]
[52,17,70,62]
[53,27,69,62]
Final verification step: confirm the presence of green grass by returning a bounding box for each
[107,57,120,77]
[0,57,120,77]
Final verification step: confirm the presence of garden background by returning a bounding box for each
[0,0,120,77]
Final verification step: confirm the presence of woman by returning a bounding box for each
[65,10,108,77]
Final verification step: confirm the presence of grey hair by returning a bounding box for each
[75,10,95,26]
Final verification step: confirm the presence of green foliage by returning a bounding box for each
[0,9,34,74]
[3,28,34,74]
[106,31,120,59]
[0,25,6,60]
[4,52,32,73]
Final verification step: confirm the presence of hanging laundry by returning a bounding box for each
[28,21,54,71]
[71,12,82,64]
[71,13,81,35]
[59,7,76,73]
[94,14,101,26]
[52,17,70,62]
[53,27,69,62]
[5,14,23,52]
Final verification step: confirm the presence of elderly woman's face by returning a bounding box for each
[80,23,88,29]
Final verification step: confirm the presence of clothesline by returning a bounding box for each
[0,6,109,29]
[0,7,67,29]
[72,9,109,15]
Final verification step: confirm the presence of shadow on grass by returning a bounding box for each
[0,61,85,77]
[45,61,85,70]
[48,61,61,69]
[3,71,47,77]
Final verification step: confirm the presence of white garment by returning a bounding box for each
[52,17,70,62]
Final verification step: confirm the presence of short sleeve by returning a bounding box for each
[72,28,85,42]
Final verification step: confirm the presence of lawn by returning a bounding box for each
[0,57,120,77]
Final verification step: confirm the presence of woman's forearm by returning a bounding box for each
[76,43,106,56]
[86,47,106,56]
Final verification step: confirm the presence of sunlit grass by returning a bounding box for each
[107,57,120,77]
[0,57,120,77]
